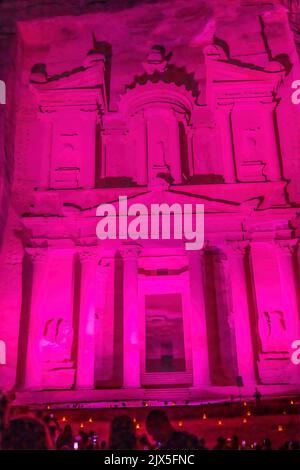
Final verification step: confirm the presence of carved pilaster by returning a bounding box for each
[120,243,141,388]
[221,241,256,384]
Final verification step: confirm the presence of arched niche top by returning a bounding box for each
[119,81,196,119]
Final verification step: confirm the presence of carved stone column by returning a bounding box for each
[168,111,183,184]
[215,105,236,183]
[35,115,53,189]
[94,257,112,383]
[24,248,48,390]
[188,250,211,387]
[121,244,141,388]
[223,242,256,385]
[80,111,97,189]
[76,250,99,389]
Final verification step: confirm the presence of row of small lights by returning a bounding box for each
[58,416,285,432]
[55,412,285,433]
[46,399,296,432]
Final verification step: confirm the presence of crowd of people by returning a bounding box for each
[0,391,299,450]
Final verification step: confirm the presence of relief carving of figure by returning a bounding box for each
[258,310,288,352]
[41,318,73,363]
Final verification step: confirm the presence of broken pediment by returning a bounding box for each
[29,51,107,112]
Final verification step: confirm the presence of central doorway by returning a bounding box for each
[139,271,193,387]
[145,293,186,373]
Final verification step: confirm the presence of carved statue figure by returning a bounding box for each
[258,310,288,352]
[41,318,73,363]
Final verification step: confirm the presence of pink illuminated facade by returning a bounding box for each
[1,0,300,406]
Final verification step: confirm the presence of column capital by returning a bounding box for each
[120,243,142,259]
[78,248,99,264]
[274,239,297,255]
[222,241,249,258]
[26,247,48,263]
